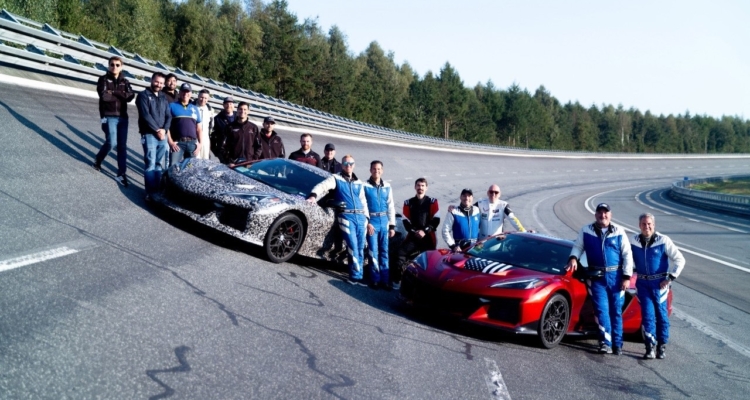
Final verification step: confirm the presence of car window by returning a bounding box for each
[236,159,327,197]
[467,235,571,275]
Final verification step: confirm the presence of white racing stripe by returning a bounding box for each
[672,308,750,359]
[0,246,79,273]
[484,358,512,400]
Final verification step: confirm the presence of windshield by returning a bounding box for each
[234,159,327,197]
[466,234,571,275]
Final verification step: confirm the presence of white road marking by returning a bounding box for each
[673,308,750,359]
[638,190,750,232]
[586,191,750,272]
[484,358,512,400]
[0,246,79,273]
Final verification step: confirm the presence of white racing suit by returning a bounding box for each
[475,198,525,238]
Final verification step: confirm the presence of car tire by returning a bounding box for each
[264,213,305,263]
[538,293,570,349]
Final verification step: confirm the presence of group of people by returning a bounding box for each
[92,56,687,359]
[567,204,686,359]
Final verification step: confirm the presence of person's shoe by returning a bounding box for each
[145,194,153,203]
[379,282,393,292]
[347,278,367,287]
[643,346,656,360]
[391,281,401,291]
[116,174,129,188]
[612,346,622,356]
[598,343,612,354]
[656,344,666,359]
[368,282,380,290]
[91,162,101,172]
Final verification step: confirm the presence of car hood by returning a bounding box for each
[419,252,562,292]
[165,159,308,208]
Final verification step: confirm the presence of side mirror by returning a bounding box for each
[456,239,475,252]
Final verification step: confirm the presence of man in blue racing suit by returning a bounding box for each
[363,160,396,289]
[442,189,481,252]
[567,203,634,355]
[307,155,369,286]
[631,213,685,360]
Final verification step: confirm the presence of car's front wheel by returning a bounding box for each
[538,293,570,349]
[264,213,305,263]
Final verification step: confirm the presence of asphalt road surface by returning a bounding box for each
[1,80,749,400]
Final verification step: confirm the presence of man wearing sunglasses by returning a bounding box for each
[448,184,526,238]
[307,156,369,286]
[93,56,135,187]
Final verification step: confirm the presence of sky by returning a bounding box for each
[285,0,749,119]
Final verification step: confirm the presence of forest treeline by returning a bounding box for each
[2,0,748,153]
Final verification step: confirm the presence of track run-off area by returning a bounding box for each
[1,77,749,399]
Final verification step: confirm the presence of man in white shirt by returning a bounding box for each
[476,184,526,238]
[194,89,214,159]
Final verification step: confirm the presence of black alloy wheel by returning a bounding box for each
[264,213,305,263]
[538,293,570,349]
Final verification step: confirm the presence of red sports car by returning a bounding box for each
[399,232,672,348]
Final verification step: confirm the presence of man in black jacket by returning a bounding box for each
[210,96,235,162]
[223,102,259,165]
[255,116,285,159]
[136,72,171,201]
[93,56,135,187]
[319,143,341,173]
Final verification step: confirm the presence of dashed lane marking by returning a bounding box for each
[0,247,78,272]
[484,358,512,400]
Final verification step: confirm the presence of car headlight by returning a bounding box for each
[221,192,281,204]
[490,278,548,289]
[410,252,429,270]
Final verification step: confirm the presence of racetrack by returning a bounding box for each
[1,81,749,399]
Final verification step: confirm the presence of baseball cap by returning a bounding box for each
[596,203,611,212]
[460,188,473,196]
[263,116,276,124]
[324,143,335,151]
[223,96,234,104]
[179,83,192,92]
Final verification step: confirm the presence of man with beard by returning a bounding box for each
[210,96,235,162]
[163,73,178,103]
[135,72,171,201]
[254,116,285,159]
[288,133,320,166]
[393,178,440,290]
[224,102,259,165]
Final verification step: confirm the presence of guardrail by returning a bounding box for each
[670,176,750,216]
[1,8,750,159]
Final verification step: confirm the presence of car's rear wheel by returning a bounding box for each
[264,213,305,263]
[538,293,570,349]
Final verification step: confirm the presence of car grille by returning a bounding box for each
[487,298,521,325]
[164,182,215,215]
[402,273,482,318]
[217,207,250,232]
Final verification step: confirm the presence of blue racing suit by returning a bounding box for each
[631,233,685,347]
[364,178,396,285]
[570,223,633,348]
[309,172,369,280]
[442,205,481,248]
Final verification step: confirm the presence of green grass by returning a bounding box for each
[690,178,750,195]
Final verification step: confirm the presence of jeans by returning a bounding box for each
[169,139,198,167]
[95,117,129,176]
[141,133,167,195]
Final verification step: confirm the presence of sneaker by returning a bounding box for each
[347,278,367,287]
[116,174,129,187]
[613,346,622,356]
[643,347,655,360]
[598,343,612,354]
[91,162,101,172]
[656,344,666,359]
[391,282,401,291]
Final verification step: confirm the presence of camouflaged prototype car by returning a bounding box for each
[153,158,403,264]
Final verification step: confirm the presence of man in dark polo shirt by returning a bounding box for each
[223,102,259,165]
[167,83,202,167]
[288,133,321,166]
